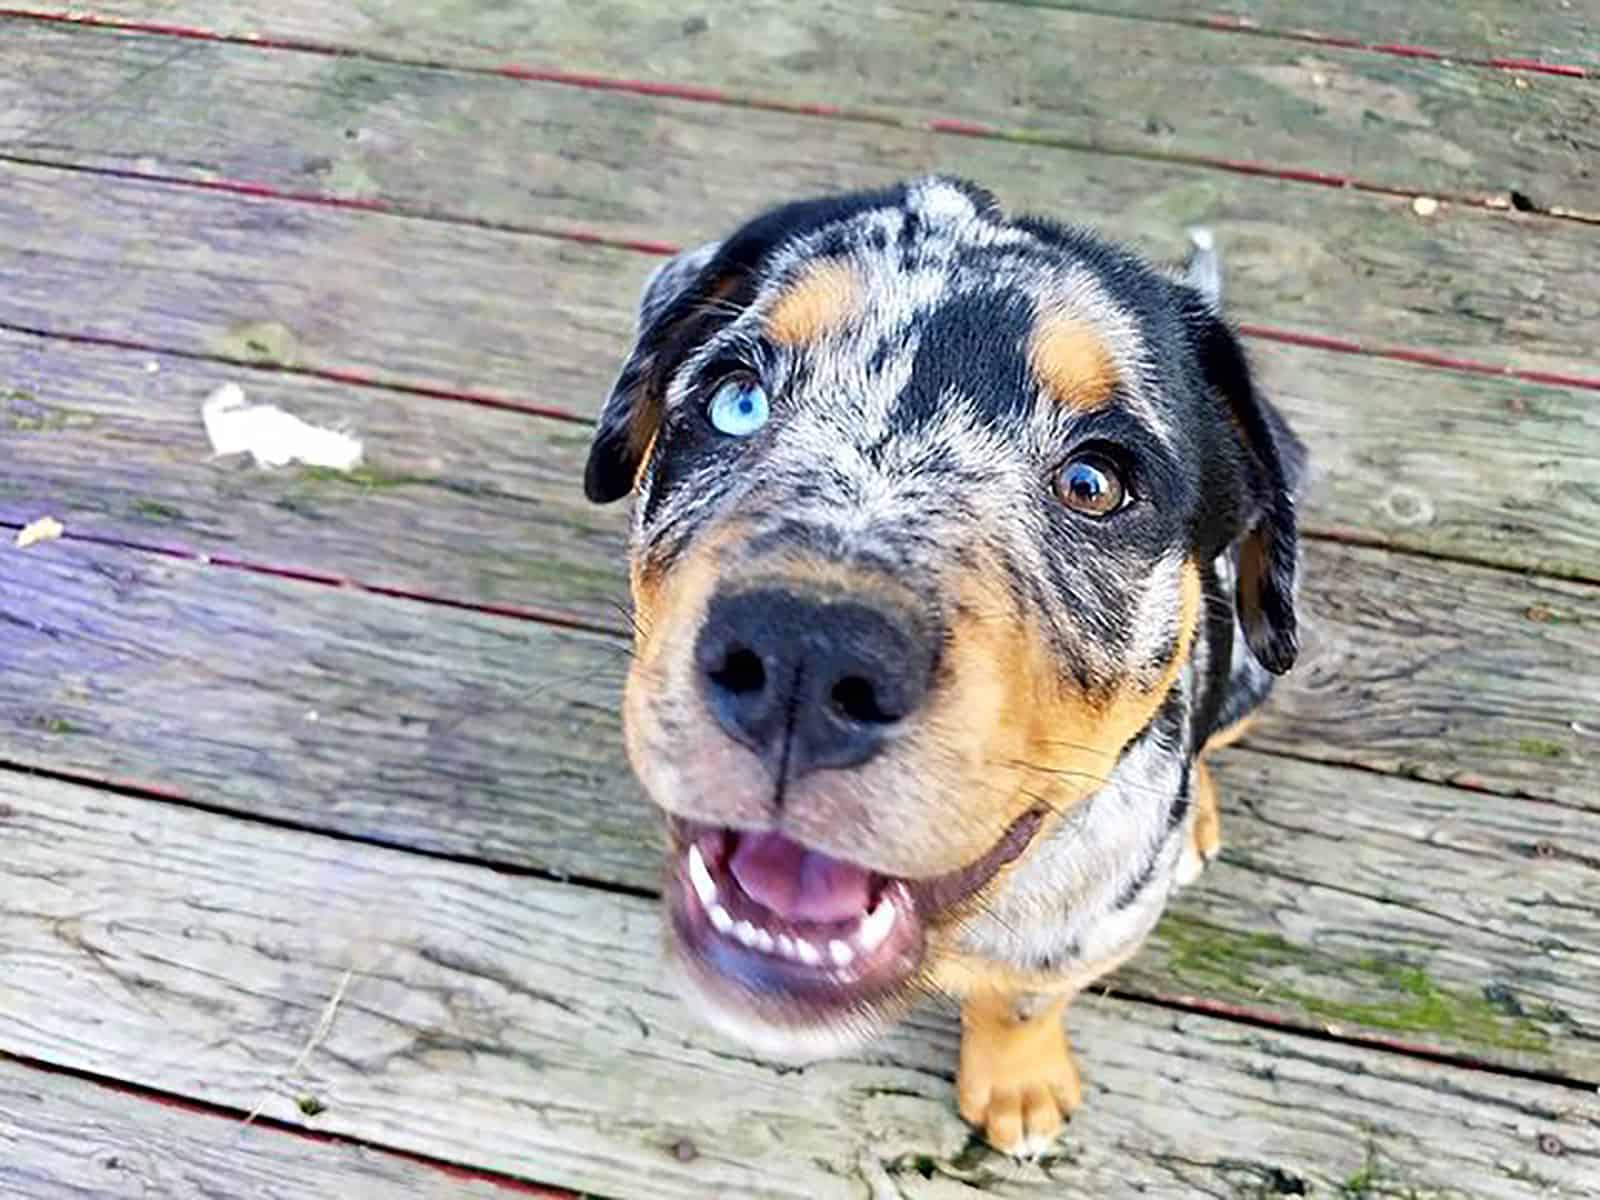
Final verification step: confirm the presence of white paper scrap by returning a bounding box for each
[202,382,363,471]
[14,515,64,549]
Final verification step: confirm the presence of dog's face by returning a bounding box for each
[585,178,1299,1057]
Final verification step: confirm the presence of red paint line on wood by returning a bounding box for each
[0,8,1588,218]
[1190,155,1356,189]
[1112,987,1596,1091]
[1488,57,1591,79]
[3,523,630,638]
[496,64,731,103]
[1198,12,1590,77]
[0,7,344,54]
[926,116,1001,137]
[1367,41,1448,62]
[0,1051,579,1198]
[499,62,849,118]
[0,154,687,257]
[6,148,1600,397]
[11,5,1589,79]
[0,319,596,423]
[4,155,1596,425]
[1236,324,1600,392]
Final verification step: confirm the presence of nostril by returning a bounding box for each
[830,675,898,725]
[710,647,766,696]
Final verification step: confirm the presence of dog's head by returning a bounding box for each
[585,178,1300,1056]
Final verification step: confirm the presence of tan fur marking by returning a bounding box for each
[1029,314,1118,413]
[958,989,1080,1154]
[763,261,861,346]
[1190,758,1222,864]
[1203,711,1258,755]
[1186,712,1256,872]
[932,941,1141,1005]
[630,429,659,493]
[936,558,1201,856]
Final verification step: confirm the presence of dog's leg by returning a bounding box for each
[1177,714,1257,885]
[1176,758,1222,886]
[958,988,1081,1157]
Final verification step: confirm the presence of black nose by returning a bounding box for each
[695,588,932,776]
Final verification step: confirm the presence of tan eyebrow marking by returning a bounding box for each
[764,260,862,346]
[1029,313,1119,413]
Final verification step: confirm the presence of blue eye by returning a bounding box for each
[707,378,770,437]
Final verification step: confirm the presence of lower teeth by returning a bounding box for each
[687,847,899,967]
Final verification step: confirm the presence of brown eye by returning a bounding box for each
[1054,453,1127,516]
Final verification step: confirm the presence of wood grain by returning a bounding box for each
[984,0,1600,72]
[0,1059,534,1199]
[3,772,1595,1200]
[2,172,1598,584]
[6,327,1598,613]
[4,30,1599,385]
[7,331,1596,799]
[1,538,1595,1075]
[6,1,1596,209]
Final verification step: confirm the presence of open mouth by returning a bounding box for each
[665,807,1046,1032]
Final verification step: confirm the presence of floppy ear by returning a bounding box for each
[583,241,723,504]
[1183,239,1306,675]
[584,182,923,505]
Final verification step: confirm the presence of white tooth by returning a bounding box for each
[795,939,821,966]
[754,929,775,953]
[857,897,897,952]
[735,920,760,948]
[777,934,796,959]
[687,844,718,907]
[708,904,734,934]
[829,939,854,967]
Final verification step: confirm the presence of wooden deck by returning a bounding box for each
[2,3,1597,1196]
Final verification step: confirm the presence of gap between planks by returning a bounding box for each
[0,1050,585,1200]
[2,157,1598,397]
[3,518,1596,699]
[0,8,1594,226]
[2,754,1595,1104]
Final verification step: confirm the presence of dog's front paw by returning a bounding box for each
[958,992,1081,1157]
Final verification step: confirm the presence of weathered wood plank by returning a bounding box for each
[4,30,1599,386]
[3,170,1599,584]
[0,332,626,617]
[0,1059,532,1199]
[1,539,1595,1075]
[5,325,1598,624]
[7,2,1596,209]
[986,0,1600,72]
[3,773,1595,1199]
[7,329,1597,800]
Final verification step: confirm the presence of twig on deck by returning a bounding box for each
[241,966,355,1127]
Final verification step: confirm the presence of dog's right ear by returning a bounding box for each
[583,241,723,504]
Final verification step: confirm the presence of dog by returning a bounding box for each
[583,176,1304,1156]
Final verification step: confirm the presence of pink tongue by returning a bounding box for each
[728,832,874,924]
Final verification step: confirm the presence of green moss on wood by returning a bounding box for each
[1156,913,1549,1053]
[211,321,301,367]
[4,390,96,432]
[131,499,186,522]
[295,1093,327,1117]
[298,465,436,490]
[1516,738,1566,760]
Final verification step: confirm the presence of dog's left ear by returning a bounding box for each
[1182,232,1306,675]
[583,241,724,503]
